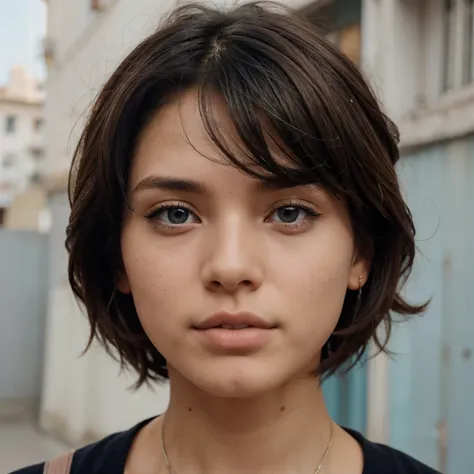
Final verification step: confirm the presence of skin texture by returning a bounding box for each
[120,90,368,474]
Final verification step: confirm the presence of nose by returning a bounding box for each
[201,221,264,294]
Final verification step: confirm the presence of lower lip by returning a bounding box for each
[194,327,274,352]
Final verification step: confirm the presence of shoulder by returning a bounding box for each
[9,464,44,474]
[9,418,154,474]
[346,429,441,474]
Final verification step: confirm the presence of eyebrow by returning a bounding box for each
[132,176,208,195]
[132,175,307,195]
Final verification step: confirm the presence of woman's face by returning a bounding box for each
[120,90,369,398]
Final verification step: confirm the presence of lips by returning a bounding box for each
[193,312,276,352]
[219,324,251,329]
[193,311,275,330]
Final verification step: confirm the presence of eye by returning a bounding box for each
[145,204,200,226]
[163,207,193,225]
[274,206,304,223]
[268,204,319,225]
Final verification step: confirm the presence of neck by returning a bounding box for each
[161,371,333,474]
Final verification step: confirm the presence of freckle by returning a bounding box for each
[188,407,193,412]
[280,406,286,412]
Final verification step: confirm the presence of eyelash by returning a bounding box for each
[263,200,319,231]
[144,201,200,231]
[144,200,321,232]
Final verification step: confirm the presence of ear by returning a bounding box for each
[116,272,131,294]
[347,245,372,291]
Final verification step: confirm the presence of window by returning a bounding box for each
[442,0,455,91]
[5,115,16,134]
[441,0,474,92]
[30,172,42,185]
[91,0,113,11]
[31,148,45,161]
[305,0,362,65]
[2,154,15,169]
[463,0,474,85]
[337,24,361,65]
[33,118,44,132]
[322,25,361,65]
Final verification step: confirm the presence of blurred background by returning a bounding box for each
[0,0,472,472]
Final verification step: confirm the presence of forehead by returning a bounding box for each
[130,90,295,192]
[130,92,237,190]
[127,90,350,226]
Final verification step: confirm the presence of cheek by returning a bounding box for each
[120,229,190,337]
[273,224,354,339]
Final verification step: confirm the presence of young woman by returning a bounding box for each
[13,3,439,474]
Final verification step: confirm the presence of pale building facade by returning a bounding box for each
[0,66,46,227]
[40,1,474,471]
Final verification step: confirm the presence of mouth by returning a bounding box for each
[193,311,276,331]
[192,312,277,352]
[213,324,253,330]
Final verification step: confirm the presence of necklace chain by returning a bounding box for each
[161,414,333,474]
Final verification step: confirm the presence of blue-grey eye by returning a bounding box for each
[164,207,191,224]
[276,206,303,223]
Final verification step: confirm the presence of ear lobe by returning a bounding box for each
[116,274,131,294]
[348,256,371,291]
[348,240,373,290]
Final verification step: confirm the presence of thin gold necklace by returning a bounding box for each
[160,414,333,474]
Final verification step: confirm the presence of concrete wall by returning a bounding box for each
[40,259,170,445]
[0,230,48,419]
[40,191,169,445]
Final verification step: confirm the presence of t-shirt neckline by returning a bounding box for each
[110,416,371,474]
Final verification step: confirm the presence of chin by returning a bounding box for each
[196,378,271,399]
[183,358,289,399]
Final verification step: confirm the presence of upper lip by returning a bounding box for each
[194,311,275,330]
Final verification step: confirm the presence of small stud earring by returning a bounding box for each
[359,275,363,295]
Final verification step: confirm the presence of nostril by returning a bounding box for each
[207,279,254,291]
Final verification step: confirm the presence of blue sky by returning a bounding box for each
[0,0,46,84]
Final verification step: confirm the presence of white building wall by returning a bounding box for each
[0,103,41,203]
[0,68,44,208]
[43,0,176,178]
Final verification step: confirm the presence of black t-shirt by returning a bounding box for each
[11,417,440,474]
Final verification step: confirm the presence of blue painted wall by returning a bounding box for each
[390,138,474,472]
[323,360,367,433]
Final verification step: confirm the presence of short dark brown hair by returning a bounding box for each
[66,2,427,387]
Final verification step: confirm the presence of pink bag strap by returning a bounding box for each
[43,451,75,474]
